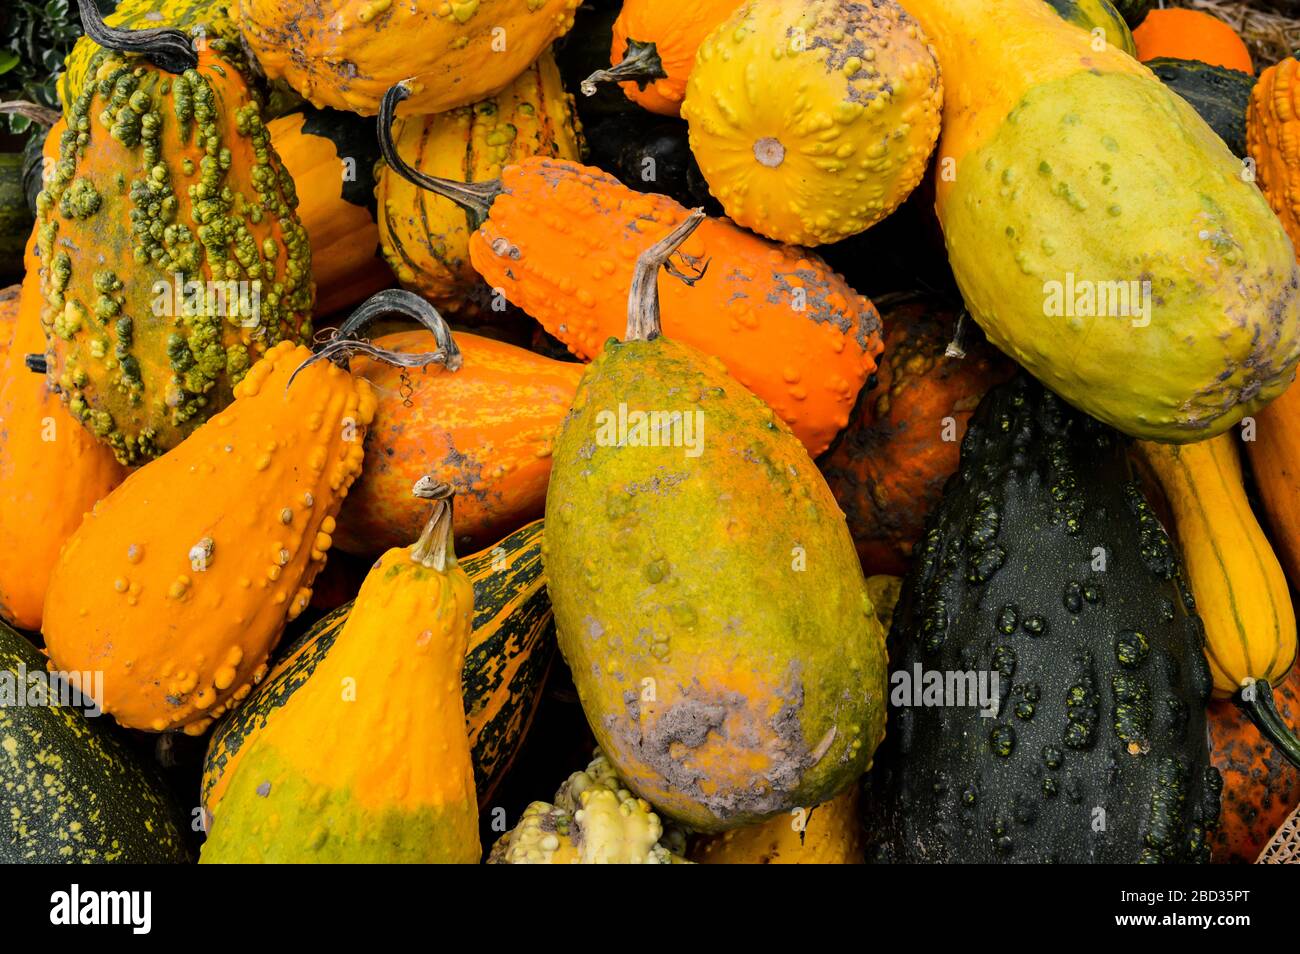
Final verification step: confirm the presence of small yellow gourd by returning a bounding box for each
[690,785,865,863]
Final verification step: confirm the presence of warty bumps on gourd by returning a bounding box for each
[897,0,1300,442]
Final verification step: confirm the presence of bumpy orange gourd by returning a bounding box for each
[396,153,883,456]
[820,294,1015,576]
[0,237,127,631]
[689,785,865,863]
[43,339,376,733]
[1133,7,1252,73]
[1248,58,1300,265]
[335,330,582,556]
[1247,379,1300,590]
[582,0,741,116]
[239,0,582,116]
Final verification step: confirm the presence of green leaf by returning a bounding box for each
[0,51,19,76]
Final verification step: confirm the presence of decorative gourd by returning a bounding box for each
[545,213,887,831]
[1133,7,1253,74]
[579,0,740,117]
[0,283,17,341]
[0,619,192,862]
[201,519,555,814]
[0,234,127,630]
[1247,58,1300,263]
[898,0,1300,442]
[690,786,864,864]
[335,330,582,557]
[58,0,248,118]
[1245,380,1300,591]
[820,293,1015,576]
[865,574,901,633]
[375,51,583,319]
[1145,58,1255,158]
[1108,0,1154,29]
[487,751,688,863]
[1135,436,1300,766]
[681,0,943,246]
[1043,0,1136,57]
[865,375,1222,863]
[201,480,480,863]
[379,88,885,457]
[238,0,583,116]
[39,2,313,464]
[42,290,457,733]
[1210,665,1300,864]
[269,106,388,317]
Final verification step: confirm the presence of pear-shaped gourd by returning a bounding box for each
[544,211,888,832]
[200,480,480,863]
[901,0,1300,442]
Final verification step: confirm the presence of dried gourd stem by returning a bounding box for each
[945,309,971,359]
[74,0,198,74]
[410,477,456,571]
[379,83,502,230]
[24,354,46,375]
[581,39,668,96]
[286,289,463,391]
[0,101,60,128]
[1237,678,1300,769]
[626,209,707,342]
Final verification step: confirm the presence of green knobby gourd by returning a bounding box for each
[544,211,888,832]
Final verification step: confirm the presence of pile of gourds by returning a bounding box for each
[2,0,1300,865]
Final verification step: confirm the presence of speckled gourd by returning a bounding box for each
[379,90,885,456]
[39,5,313,464]
[239,0,582,116]
[376,50,583,318]
[689,785,865,863]
[900,0,1300,442]
[200,480,480,863]
[544,213,888,831]
[682,0,943,246]
[488,751,689,863]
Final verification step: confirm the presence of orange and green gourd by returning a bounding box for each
[376,50,583,318]
[1248,58,1300,266]
[1132,7,1253,74]
[379,85,884,457]
[41,290,457,734]
[488,751,689,863]
[200,480,480,863]
[580,0,742,118]
[238,0,582,116]
[689,785,865,863]
[0,231,127,631]
[543,212,888,831]
[899,0,1300,443]
[681,0,943,246]
[1042,0,1136,57]
[38,1,313,464]
[335,329,582,557]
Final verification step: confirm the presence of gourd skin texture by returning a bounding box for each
[1146,58,1255,159]
[239,0,582,116]
[606,0,741,116]
[682,0,943,246]
[200,510,479,863]
[546,335,888,831]
[0,242,127,630]
[903,0,1300,442]
[201,520,555,814]
[335,331,582,556]
[0,620,191,863]
[1135,436,1297,698]
[690,785,864,863]
[269,108,388,316]
[1132,8,1253,74]
[866,376,1221,863]
[42,341,375,734]
[1248,59,1300,266]
[40,46,313,464]
[1245,380,1300,590]
[820,295,1015,576]
[376,52,583,318]
[1043,0,1136,57]
[471,158,884,456]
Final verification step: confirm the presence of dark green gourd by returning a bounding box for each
[865,376,1221,863]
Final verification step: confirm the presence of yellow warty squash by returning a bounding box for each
[682,0,943,246]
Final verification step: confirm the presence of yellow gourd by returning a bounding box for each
[690,785,864,863]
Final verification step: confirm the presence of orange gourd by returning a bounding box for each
[335,329,582,557]
[379,86,884,457]
[689,786,865,863]
[0,234,127,631]
[42,290,458,733]
[581,0,741,117]
[1133,8,1252,73]
[820,293,1015,575]
[1246,378,1300,590]
[1248,57,1300,265]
